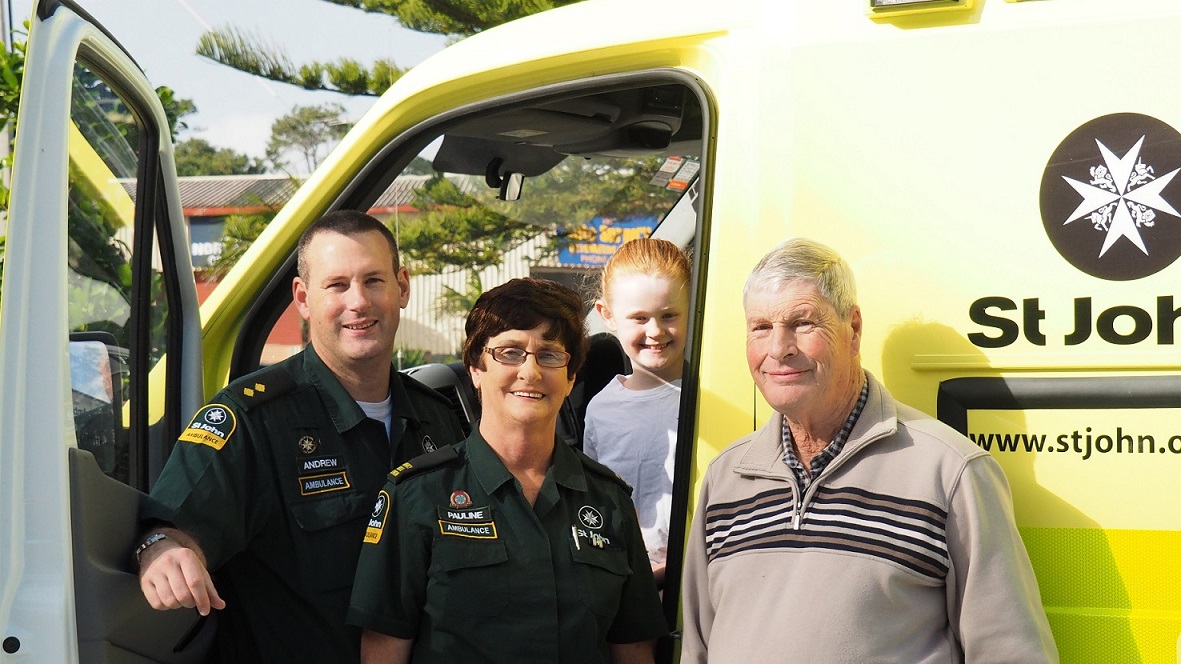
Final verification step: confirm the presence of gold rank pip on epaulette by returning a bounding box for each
[389,460,415,479]
[231,363,296,409]
[390,445,459,484]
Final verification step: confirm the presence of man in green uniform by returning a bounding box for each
[134,210,464,663]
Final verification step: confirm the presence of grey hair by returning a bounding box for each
[743,238,858,320]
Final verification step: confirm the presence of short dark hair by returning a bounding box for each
[296,210,400,281]
[463,278,588,378]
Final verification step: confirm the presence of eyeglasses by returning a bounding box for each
[484,346,571,368]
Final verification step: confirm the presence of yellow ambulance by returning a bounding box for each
[2,0,1178,661]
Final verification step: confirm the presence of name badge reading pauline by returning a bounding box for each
[437,505,497,539]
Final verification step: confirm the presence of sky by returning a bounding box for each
[9,0,449,162]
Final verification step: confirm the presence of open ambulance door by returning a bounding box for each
[0,1,211,660]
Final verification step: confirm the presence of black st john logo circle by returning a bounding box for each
[1040,112,1181,281]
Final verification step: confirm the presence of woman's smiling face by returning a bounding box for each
[470,324,576,431]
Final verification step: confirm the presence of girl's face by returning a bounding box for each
[597,272,689,384]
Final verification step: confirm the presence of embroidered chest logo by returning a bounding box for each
[571,505,612,549]
[449,490,472,509]
[298,436,319,455]
[422,435,438,453]
[578,505,603,530]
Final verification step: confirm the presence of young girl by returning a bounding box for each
[583,237,690,585]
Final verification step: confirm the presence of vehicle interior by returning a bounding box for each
[231,74,706,454]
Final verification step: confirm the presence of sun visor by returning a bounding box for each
[431,135,566,177]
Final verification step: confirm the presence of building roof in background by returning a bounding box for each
[368,174,434,214]
[178,175,298,215]
[119,173,480,217]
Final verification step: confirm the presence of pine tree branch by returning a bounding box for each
[196,27,406,96]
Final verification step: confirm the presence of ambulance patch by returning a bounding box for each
[299,471,351,496]
[364,490,391,544]
[178,405,237,450]
[439,520,497,539]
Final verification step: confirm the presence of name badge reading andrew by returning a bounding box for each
[437,505,497,539]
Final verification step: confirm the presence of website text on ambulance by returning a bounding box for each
[970,427,1181,460]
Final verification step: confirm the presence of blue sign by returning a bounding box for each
[558,216,656,267]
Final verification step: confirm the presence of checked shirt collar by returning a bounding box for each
[780,374,869,490]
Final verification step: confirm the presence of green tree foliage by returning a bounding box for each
[0,30,25,125]
[196,27,405,97]
[207,208,277,280]
[0,27,26,212]
[434,270,482,318]
[499,156,677,232]
[175,138,267,176]
[195,0,585,97]
[400,155,678,274]
[72,68,194,146]
[360,0,583,35]
[52,70,174,374]
[397,176,538,273]
[0,27,195,325]
[155,85,197,139]
[266,103,350,173]
[394,346,434,370]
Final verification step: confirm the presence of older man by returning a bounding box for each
[681,239,1057,663]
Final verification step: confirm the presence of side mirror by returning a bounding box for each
[68,333,129,479]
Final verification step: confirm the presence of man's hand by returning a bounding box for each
[137,529,226,616]
[360,630,415,664]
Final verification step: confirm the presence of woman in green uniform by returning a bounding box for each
[348,278,667,663]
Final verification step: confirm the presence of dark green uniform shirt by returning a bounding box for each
[347,428,668,663]
[142,345,464,664]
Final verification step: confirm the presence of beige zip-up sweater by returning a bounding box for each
[681,373,1057,664]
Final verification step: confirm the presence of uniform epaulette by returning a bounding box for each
[227,362,298,410]
[578,451,634,494]
[389,445,460,484]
